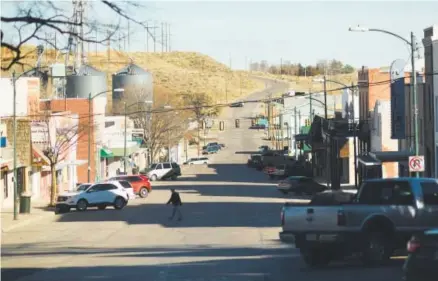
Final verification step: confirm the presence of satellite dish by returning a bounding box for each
[390,59,406,82]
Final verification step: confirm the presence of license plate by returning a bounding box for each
[306,234,318,241]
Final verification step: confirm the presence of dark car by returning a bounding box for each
[403,228,438,281]
[277,176,326,196]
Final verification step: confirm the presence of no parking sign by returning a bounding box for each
[409,156,425,172]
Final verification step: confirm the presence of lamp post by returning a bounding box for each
[88,88,124,182]
[349,25,419,177]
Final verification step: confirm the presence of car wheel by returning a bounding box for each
[113,197,126,210]
[139,187,149,198]
[76,199,88,211]
[150,174,158,181]
[361,232,392,266]
[98,205,106,210]
[171,175,177,180]
[280,190,288,194]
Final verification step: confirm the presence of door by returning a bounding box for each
[153,164,164,178]
[418,181,438,228]
[84,184,107,204]
[161,163,172,178]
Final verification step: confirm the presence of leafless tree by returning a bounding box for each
[181,91,220,156]
[35,109,88,206]
[118,86,186,164]
[1,0,150,71]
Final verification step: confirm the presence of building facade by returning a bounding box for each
[422,24,438,177]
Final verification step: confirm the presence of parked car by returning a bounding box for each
[277,176,326,195]
[141,162,181,181]
[280,177,438,267]
[230,102,244,107]
[116,180,136,200]
[184,157,209,165]
[403,228,438,281]
[202,145,220,155]
[55,181,129,213]
[109,175,151,198]
[263,165,276,176]
[247,154,262,168]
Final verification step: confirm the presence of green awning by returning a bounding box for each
[300,126,311,134]
[100,148,114,158]
[109,145,141,157]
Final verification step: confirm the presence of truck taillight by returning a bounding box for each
[337,209,346,226]
[407,239,421,253]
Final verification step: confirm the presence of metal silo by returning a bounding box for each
[65,64,107,99]
[112,63,153,111]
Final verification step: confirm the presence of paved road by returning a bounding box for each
[1,81,403,281]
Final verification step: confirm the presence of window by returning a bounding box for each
[119,181,132,189]
[420,182,438,205]
[156,164,163,169]
[127,176,140,182]
[103,184,117,190]
[357,181,413,205]
[163,163,171,169]
[171,163,179,168]
[150,164,158,169]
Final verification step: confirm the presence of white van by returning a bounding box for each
[183,157,209,165]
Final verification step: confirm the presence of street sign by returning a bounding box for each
[409,156,425,172]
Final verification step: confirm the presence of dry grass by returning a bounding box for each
[250,71,358,96]
[1,46,265,113]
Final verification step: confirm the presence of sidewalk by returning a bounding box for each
[1,200,56,233]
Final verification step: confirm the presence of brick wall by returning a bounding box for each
[40,99,96,183]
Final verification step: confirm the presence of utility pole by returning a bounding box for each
[298,110,301,156]
[107,31,111,62]
[161,22,164,53]
[167,23,171,51]
[153,21,157,52]
[411,31,419,178]
[145,24,149,52]
[128,20,130,52]
[12,72,19,220]
[352,83,358,189]
[123,102,128,174]
[294,106,297,159]
[323,76,328,119]
[309,89,312,121]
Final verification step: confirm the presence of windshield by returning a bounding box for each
[77,184,91,191]
[149,164,158,169]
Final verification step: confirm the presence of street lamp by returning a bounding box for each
[87,88,124,182]
[349,25,419,177]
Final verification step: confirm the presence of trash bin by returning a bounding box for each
[19,192,32,214]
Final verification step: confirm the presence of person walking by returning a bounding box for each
[166,188,183,221]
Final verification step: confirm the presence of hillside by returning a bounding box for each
[1,46,265,113]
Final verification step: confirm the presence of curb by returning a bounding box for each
[1,212,56,233]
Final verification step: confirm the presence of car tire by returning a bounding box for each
[113,197,126,210]
[139,187,149,198]
[361,231,393,266]
[171,175,177,180]
[98,205,106,210]
[280,190,288,194]
[76,199,88,212]
[150,174,158,181]
[55,206,70,214]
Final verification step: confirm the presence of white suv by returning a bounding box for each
[183,157,209,165]
[55,181,129,213]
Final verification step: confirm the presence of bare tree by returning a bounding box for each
[181,92,220,156]
[1,0,150,71]
[118,86,186,164]
[35,110,88,206]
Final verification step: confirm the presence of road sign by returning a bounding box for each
[409,156,425,172]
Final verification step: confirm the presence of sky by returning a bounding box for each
[2,1,438,70]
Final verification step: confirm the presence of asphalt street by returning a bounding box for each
[1,80,403,281]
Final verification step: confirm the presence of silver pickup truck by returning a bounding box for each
[280,177,438,267]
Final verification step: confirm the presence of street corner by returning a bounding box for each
[1,209,56,233]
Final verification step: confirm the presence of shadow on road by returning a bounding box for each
[53,201,285,228]
[1,244,404,281]
[180,164,271,183]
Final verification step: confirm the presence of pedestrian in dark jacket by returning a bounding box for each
[166,189,182,221]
